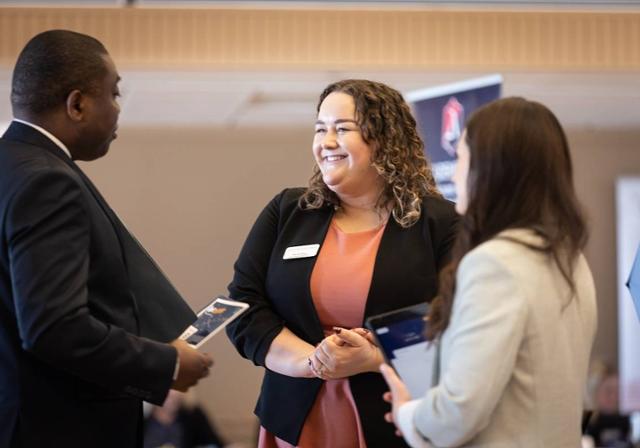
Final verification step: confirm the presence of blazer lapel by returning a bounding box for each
[364,213,439,319]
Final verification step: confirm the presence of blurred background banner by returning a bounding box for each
[616,177,640,413]
[627,244,640,322]
[406,74,502,201]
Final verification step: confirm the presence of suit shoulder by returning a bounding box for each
[456,240,529,312]
[0,140,71,177]
[461,230,543,282]
[268,187,307,214]
[1,145,83,210]
[464,236,524,266]
[421,195,457,220]
[276,187,306,205]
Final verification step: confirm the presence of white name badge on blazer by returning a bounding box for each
[283,244,320,260]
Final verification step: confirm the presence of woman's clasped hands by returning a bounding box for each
[308,327,383,380]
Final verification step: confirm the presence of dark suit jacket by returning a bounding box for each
[0,122,193,448]
[226,188,458,447]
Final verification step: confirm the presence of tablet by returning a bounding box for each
[179,296,249,349]
[366,302,436,398]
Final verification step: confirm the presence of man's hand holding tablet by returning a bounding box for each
[179,296,249,349]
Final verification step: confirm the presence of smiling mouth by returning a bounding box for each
[323,155,347,162]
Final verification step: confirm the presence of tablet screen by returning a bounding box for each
[367,303,436,398]
[179,296,248,349]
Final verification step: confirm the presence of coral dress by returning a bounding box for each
[258,220,386,448]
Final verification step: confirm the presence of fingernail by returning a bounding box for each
[333,327,342,334]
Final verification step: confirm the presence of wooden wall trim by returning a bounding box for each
[0,6,639,70]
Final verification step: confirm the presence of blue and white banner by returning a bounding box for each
[628,244,640,322]
[617,177,640,412]
[406,74,502,201]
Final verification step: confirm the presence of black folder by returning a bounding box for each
[116,225,197,342]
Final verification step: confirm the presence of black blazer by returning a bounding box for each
[0,122,194,448]
[226,188,457,447]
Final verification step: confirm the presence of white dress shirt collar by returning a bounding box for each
[12,118,72,159]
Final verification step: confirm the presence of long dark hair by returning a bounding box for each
[426,97,588,340]
[299,79,441,228]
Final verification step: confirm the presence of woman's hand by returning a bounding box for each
[309,328,383,380]
[264,327,317,378]
[379,363,412,436]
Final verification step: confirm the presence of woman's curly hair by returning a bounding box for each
[299,79,441,228]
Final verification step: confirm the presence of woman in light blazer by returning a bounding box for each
[381,97,598,448]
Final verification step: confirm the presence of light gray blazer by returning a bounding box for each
[397,228,598,447]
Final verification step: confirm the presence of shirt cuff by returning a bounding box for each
[398,399,433,448]
[172,355,180,381]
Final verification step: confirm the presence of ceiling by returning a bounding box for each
[0,69,639,130]
[3,0,640,6]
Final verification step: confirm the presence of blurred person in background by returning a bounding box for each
[144,390,226,448]
[381,97,598,447]
[226,79,457,447]
[584,362,632,447]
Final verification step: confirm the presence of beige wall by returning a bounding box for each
[80,124,640,444]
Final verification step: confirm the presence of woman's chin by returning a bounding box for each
[322,176,343,192]
[325,184,341,196]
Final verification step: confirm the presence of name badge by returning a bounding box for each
[283,244,320,260]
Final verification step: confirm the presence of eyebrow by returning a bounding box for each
[315,119,358,126]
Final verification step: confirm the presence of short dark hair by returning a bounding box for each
[11,29,109,116]
[300,79,441,228]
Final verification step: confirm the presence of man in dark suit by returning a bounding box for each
[0,30,213,448]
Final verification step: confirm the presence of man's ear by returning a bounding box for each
[65,89,85,122]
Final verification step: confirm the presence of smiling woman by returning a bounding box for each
[311,92,382,219]
[225,79,458,448]
[302,79,442,230]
